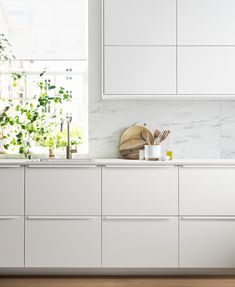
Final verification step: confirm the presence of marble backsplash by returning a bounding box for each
[88,0,235,159]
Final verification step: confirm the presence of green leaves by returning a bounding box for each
[0,67,71,159]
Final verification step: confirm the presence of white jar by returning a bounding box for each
[144,145,161,160]
[138,149,145,160]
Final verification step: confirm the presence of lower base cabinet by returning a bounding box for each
[0,216,24,267]
[180,217,235,268]
[25,216,101,268]
[102,217,178,268]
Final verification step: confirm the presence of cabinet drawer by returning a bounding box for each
[102,216,178,268]
[104,46,176,95]
[0,166,24,215]
[180,166,235,215]
[180,217,235,268]
[102,166,178,215]
[25,216,101,267]
[25,166,101,215]
[104,0,176,45]
[0,216,24,267]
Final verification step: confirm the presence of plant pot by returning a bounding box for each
[144,145,161,161]
[0,139,6,154]
[49,148,55,158]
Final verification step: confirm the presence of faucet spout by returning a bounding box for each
[65,113,72,159]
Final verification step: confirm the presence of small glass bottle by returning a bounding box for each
[166,135,173,160]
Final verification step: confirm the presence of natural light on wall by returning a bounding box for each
[0,0,88,156]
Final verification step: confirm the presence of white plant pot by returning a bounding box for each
[0,139,5,154]
[144,145,161,161]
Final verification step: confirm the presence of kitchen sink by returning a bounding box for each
[31,158,95,164]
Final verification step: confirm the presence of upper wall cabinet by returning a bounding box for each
[178,0,235,45]
[104,46,176,95]
[103,0,235,99]
[178,47,235,95]
[104,0,176,45]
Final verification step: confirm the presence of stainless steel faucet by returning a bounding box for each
[66,113,72,159]
[60,113,76,159]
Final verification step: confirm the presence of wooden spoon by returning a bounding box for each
[159,130,171,144]
[141,129,152,145]
[154,129,161,145]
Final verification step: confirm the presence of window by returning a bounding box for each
[0,0,88,155]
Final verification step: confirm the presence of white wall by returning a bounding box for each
[88,0,235,159]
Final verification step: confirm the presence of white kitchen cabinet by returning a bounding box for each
[180,166,235,215]
[180,217,235,268]
[25,216,101,267]
[25,166,101,215]
[178,0,235,45]
[104,0,176,45]
[104,46,176,95]
[0,216,24,267]
[178,47,235,95]
[0,166,24,215]
[102,166,178,215]
[102,216,178,268]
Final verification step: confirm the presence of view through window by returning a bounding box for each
[0,0,88,156]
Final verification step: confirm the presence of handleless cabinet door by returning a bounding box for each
[178,0,235,45]
[104,0,176,45]
[0,216,24,267]
[178,47,235,95]
[180,166,235,215]
[26,166,101,215]
[102,217,178,268]
[102,166,178,215]
[25,216,101,267]
[180,217,235,268]
[104,46,176,95]
[0,166,24,215]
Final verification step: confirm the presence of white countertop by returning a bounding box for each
[1,158,235,166]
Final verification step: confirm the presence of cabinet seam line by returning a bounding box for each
[24,166,26,267]
[178,166,180,268]
[101,166,103,268]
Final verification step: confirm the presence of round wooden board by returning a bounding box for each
[134,121,155,134]
[120,125,153,145]
[119,126,154,159]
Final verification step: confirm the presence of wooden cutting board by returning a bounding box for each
[119,126,154,159]
[120,126,153,145]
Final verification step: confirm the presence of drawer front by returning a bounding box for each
[180,217,235,268]
[0,216,24,267]
[102,216,178,268]
[104,0,176,45]
[104,46,176,95]
[102,166,178,215]
[25,166,101,215]
[180,166,235,215]
[0,166,24,215]
[25,216,101,267]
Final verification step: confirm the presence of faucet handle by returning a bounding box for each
[66,112,72,123]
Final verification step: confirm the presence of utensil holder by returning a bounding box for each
[144,145,161,161]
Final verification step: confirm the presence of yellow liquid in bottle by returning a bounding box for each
[166,150,173,160]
